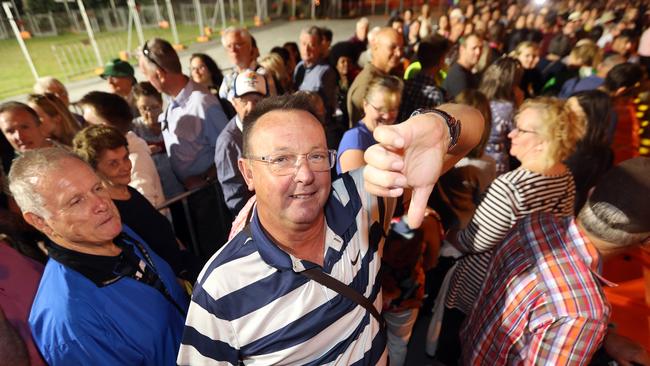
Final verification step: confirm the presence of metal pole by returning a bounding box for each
[2,2,38,80]
[126,4,133,53]
[76,0,103,67]
[311,0,315,19]
[62,0,79,32]
[193,0,205,37]
[126,0,145,46]
[164,0,180,46]
[218,0,226,30]
[228,0,235,22]
[237,0,244,25]
[109,0,120,27]
[153,0,163,22]
[291,0,295,19]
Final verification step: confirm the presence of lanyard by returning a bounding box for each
[113,233,187,316]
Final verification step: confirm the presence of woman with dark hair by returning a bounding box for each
[565,90,615,213]
[479,56,524,175]
[78,91,165,209]
[189,53,224,94]
[328,41,359,130]
[189,53,236,119]
[73,124,199,282]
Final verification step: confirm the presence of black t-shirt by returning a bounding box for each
[113,187,199,282]
[443,62,479,100]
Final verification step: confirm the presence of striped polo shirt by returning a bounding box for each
[178,171,395,365]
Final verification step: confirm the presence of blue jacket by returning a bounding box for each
[29,225,189,366]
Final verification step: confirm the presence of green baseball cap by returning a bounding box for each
[100,58,135,79]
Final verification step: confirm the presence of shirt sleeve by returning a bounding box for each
[528,316,607,365]
[203,104,229,147]
[321,67,339,116]
[178,286,241,366]
[456,176,519,253]
[215,135,249,216]
[127,132,166,208]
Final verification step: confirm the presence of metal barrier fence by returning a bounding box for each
[155,182,209,256]
[41,0,278,81]
[51,35,129,80]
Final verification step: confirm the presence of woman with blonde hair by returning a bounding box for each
[336,75,403,174]
[510,41,543,97]
[27,93,80,146]
[434,97,586,364]
[259,52,291,95]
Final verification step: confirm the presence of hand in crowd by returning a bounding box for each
[364,104,483,228]
[604,332,650,366]
[363,112,449,228]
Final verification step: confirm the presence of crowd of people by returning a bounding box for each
[1,0,650,365]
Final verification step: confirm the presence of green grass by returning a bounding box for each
[0,22,249,99]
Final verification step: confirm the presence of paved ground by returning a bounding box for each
[4,16,389,103]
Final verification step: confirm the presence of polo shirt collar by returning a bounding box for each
[568,218,617,287]
[171,78,197,108]
[251,180,360,272]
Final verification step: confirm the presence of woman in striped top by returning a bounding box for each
[435,97,586,364]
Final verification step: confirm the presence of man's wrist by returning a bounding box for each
[411,108,461,152]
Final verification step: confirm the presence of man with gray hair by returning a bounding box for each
[8,147,188,365]
[461,157,650,365]
[219,27,274,102]
[294,26,338,119]
[139,37,231,259]
[33,76,70,107]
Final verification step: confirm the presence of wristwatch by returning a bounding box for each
[410,108,462,152]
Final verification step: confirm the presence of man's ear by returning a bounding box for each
[155,67,166,83]
[23,212,54,237]
[238,158,255,191]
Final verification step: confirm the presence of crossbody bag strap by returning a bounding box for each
[301,267,385,327]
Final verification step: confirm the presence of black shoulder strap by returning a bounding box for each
[301,267,385,327]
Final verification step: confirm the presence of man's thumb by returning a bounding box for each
[406,185,433,229]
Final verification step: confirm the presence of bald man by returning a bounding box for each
[347,27,404,128]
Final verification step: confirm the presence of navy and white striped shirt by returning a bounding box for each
[178,171,395,365]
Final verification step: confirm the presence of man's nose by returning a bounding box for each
[293,156,315,183]
[90,192,110,212]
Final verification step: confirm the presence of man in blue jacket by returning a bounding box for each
[8,147,188,366]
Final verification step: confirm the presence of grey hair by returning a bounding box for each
[578,201,650,246]
[221,26,252,46]
[33,76,64,94]
[8,147,87,218]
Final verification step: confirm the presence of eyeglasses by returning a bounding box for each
[512,126,537,135]
[142,41,165,71]
[366,100,398,115]
[246,150,336,176]
[138,104,162,113]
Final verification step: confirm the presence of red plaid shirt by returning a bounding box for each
[461,213,614,365]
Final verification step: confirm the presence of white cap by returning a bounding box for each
[233,70,268,98]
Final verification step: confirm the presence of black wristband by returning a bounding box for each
[410,108,462,152]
